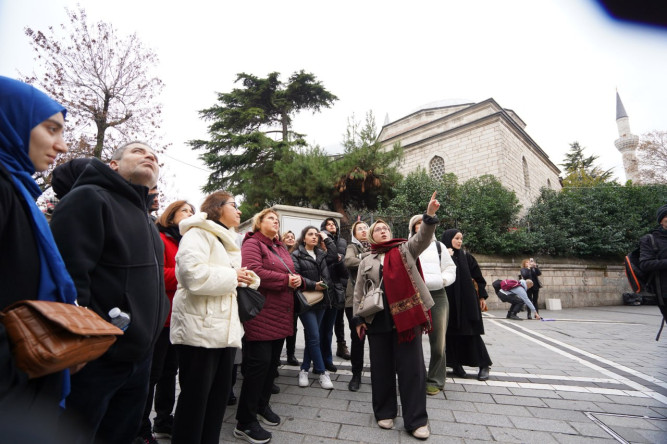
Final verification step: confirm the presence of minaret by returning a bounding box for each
[614,91,640,183]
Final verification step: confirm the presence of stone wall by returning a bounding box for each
[475,255,629,310]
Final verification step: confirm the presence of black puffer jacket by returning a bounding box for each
[320,218,349,287]
[291,239,338,309]
[50,159,169,362]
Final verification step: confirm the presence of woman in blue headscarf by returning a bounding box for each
[0,76,77,411]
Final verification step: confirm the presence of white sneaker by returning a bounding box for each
[298,370,309,387]
[319,371,334,390]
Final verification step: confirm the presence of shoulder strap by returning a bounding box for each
[436,241,442,261]
[269,247,294,275]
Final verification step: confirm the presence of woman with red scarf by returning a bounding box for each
[352,192,440,441]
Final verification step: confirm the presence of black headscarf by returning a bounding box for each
[441,229,481,330]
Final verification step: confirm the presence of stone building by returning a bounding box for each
[377,99,561,211]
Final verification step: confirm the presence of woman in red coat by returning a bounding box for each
[137,200,194,442]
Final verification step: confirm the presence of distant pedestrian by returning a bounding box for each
[520,258,542,318]
[639,204,667,330]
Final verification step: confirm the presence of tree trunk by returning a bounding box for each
[93,125,106,159]
[281,110,288,142]
[332,197,349,224]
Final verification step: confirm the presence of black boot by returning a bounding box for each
[526,308,532,320]
[452,364,467,378]
[336,342,351,360]
[348,373,361,391]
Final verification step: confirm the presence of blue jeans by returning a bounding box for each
[510,286,537,313]
[61,353,152,444]
[319,307,338,366]
[299,309,326,374]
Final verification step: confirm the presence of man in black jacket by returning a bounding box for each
[640,204,667,324]
[320,218,351,361]
[51,142,169,444]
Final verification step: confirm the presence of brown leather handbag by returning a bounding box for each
[0,300,123,378]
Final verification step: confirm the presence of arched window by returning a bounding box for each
[430,156,445,181]
[547,178,552,189]
[522,156,530,188]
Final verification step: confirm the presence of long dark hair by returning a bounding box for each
[296,225,321,247]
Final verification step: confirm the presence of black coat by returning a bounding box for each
[320,218,349,287]
[520,266,542,288]
[0,163,40,305]
[640,228,667,301]
[445,250,488,336]
[291,239,338,309]
[50,159,169,362]
[0,163,41,398]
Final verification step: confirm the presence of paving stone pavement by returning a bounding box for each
[154,305,667,443]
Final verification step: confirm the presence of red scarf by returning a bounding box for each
[371,239,432,342]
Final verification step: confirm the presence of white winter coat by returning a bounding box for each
[419,240,457,291]
[170,212,260,348]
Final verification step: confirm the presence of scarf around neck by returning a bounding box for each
[371,239,431,342]
[158,223,182,244]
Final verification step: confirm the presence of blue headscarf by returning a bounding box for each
[0,76,76,304]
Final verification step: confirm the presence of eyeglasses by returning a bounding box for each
[373,226,390,233]
[221,202,237,209]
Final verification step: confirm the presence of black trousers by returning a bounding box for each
[344,307,365,375]
[236,338,284,426]
[527,287,540,312]
[368,329,428,431]
[154,336,178,426]
[139,326,178,436]
[334,307,346,343]
[284,314,298,356]
[172,345,235,444]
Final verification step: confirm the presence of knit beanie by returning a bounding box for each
[657,204,667,224]
[408,214,423,237]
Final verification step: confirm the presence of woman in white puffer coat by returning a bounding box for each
[170,191,260,444]
[408,215,457,396]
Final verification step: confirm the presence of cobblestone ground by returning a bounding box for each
[155,305,667,443]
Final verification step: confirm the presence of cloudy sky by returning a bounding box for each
[2,0,666,207]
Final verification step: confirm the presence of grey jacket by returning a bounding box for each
[352,214,437,324]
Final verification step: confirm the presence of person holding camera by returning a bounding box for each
[520,258,542,319]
